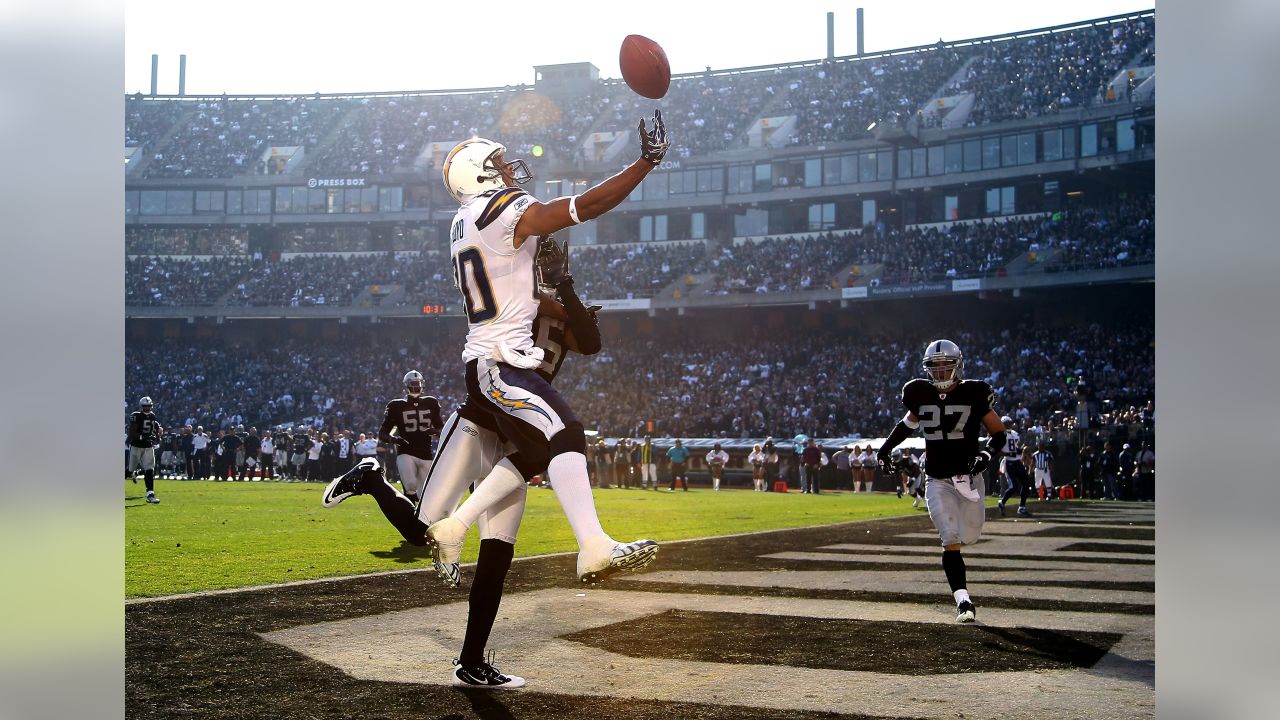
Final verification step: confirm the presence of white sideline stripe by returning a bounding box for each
[125,509,931,605]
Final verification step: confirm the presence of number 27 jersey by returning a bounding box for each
[449,187,540,363]
[901,378,995,479]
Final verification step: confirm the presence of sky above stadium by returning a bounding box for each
[125,0,1154,95]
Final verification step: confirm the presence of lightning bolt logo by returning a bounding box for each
[486,384,553,423]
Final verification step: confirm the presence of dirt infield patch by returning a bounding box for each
[127,502,1153,719]
[563,609,1121,674]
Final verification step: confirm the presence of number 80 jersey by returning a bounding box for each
[901,378,996,479]
[449,187,540,363]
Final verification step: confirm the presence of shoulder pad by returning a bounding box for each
[476,188,529,231]
[902,378,933,405]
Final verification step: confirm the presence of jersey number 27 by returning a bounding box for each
[917,404,970,441]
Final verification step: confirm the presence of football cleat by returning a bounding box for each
[433,558,462,589]
[145,492,160,504]
[956,600,976,623]
[451,653,525,689]
[997,501,1006,517]
[322,457,378,508]
[1016,506,1032,517]
[578,539,659,585]
[428,515,468,565]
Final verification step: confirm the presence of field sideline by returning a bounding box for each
[124,479,974,598]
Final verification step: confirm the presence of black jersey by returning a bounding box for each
[220,432,243,454]
[292,434,310,454]
[531,314,571,382]
[128,411,161,447]
[380,395,442,460]
[901,378,995,479]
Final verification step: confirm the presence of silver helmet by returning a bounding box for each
[922,339,963,390]
[403,370,425,398]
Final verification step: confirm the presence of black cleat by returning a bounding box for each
[956,600,976,623]
[998,501,1006,517]
[322,457,379,507]
[452,653,525,689]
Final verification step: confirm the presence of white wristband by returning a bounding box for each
[567,195,583,225]
[902,413,920,429]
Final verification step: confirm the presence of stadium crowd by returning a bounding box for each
[125,256,256,306]
[123,195,1153,306]
[124,13,1154,176]
[127,317,1152,455]
[143,97,350,179]
[570,242,709,299]
[126,227,249,256]
[781,46,961,146]
[955,16,1154,126]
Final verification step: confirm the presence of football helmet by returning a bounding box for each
[442,138,532,204]
[404,370,425,398]
[139,396,153,410]
[922,339,963,390]
[1000,415,1014,426]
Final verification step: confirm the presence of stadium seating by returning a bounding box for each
[126,319,1152,443]
[123,13,1154,175]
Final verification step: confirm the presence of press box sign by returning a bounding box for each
[307,178,368,188]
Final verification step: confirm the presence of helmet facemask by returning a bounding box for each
[486,150,532,187]
[923,357,962,389]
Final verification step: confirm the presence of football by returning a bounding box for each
[619,34,671,99]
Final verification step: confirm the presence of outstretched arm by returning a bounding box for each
[514,111,669,245]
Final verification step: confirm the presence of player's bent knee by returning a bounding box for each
[549,422,586,458]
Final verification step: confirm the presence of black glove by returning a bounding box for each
[536,234,572,288]
[877,452,894,475]
[392,436,411,451]
[638,109,670,165]
[970,450,993,475]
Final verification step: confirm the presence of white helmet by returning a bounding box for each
[922,339,963,390]
[403,370,425,398]
[139,396,154,410]
[442,138,532,204]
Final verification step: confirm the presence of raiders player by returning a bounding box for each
[127,396,163,504]
[424,113,668,590]
[877,340,1006,623]
[323,249,603,689]
[378,370,442,504]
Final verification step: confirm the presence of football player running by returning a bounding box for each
[425,111,668,587]
[378,370,442,504]
[322,246,605,689]
[877,340,1007,623]
[127,396,163,504]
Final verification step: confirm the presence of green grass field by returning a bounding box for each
[125,479,953,598]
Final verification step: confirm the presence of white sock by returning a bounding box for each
[548,452,612,552]
[954,589,971,605]
[452,458,523,529]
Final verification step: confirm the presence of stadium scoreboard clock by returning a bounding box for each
[421,304,447,315]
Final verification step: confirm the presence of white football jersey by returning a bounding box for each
[1003,429,1021,457]
[449,187,540,363]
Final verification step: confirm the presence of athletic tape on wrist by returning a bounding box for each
[568,195,582,225]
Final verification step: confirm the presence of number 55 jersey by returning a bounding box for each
[901,378,995,479]
[449,186,540,364]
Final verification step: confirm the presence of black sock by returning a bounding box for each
[459,538,515,667]
[362,472,427,545]
[942,550,967,594]
[144,470,155,493]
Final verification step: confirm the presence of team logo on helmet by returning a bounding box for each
[922,339,963,390]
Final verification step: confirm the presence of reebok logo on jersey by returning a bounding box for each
[462,424,478,437]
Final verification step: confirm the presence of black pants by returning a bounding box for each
[239,453,259,480]
[259,453,274,480]
[669,462,688,491]
[1000,460,1031,507]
